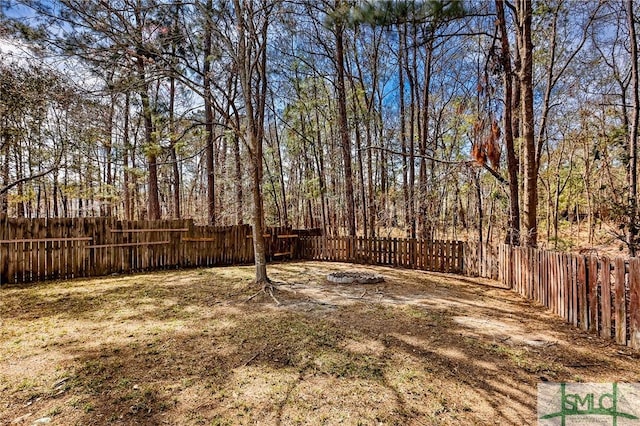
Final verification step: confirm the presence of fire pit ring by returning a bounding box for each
[326,271,385,284]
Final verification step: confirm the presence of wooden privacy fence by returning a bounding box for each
[4,214,640,351]
[297,236,464,273]
[496,244,640,350]
[0,215,317,285]
[0,216,464,285]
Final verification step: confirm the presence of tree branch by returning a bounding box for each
[0,166,58,195]
[481,163,508,186]
[360,145,471,165]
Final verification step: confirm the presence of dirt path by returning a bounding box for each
[1,261,638,425]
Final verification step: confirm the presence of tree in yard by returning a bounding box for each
[231,0,273,285]
[202,0,217,225]
[495,0,520,246]
[516,0,537,247]
[627,0,639,255]
[330,0,357,237]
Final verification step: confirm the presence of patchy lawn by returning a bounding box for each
[1,261,639,425]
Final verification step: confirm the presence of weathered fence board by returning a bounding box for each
[577,256,588,331]
[630,258,640,349]
[614,257,627,346]
[601,257,612,339]
[588,256,599,334]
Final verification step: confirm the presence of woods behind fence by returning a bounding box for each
[0,217,289,284]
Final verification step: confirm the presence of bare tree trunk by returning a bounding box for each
[628,0,639,255]
[419,41,432,240]
[169,13,181,219]
[204,0,216,225]
[233,134,243,225]
[496,0,520,245]
[139,82,160,220]
[518,0,537,247]
[403,21,417,239]
[122,93,133,221]
[580,131,595,244]
[334,4,356,236]
[104,89,114,217]
[233,0,270,283]
[134,8,160,221]
[0,132,9,213]
[271,95,289,227]
[398,23,410,236]
[313,82,328,235]
[350,87,368,238]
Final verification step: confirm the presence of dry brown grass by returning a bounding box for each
[1,261,639,425]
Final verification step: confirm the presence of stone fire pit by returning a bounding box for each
[326,271,385,284]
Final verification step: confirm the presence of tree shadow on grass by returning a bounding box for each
[3,262,640,425]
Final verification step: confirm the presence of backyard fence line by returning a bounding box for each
[0,215,318,285]
[2,215,639,350]
[297,236,464,273]
[479,243,640,350]
[0,216,462,284]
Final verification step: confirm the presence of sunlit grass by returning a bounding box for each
[1,262,639,425]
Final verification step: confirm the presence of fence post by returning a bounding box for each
[630,258,640,349]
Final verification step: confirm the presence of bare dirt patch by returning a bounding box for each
[1,261,639,425]
[326,271,384,284]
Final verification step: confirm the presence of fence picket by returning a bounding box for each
[571,255,578,327]
[601,257,612,339]
[630,258,640,349]
[577,255,588,331]
[588,256,599,334]
[614,257,627,346]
